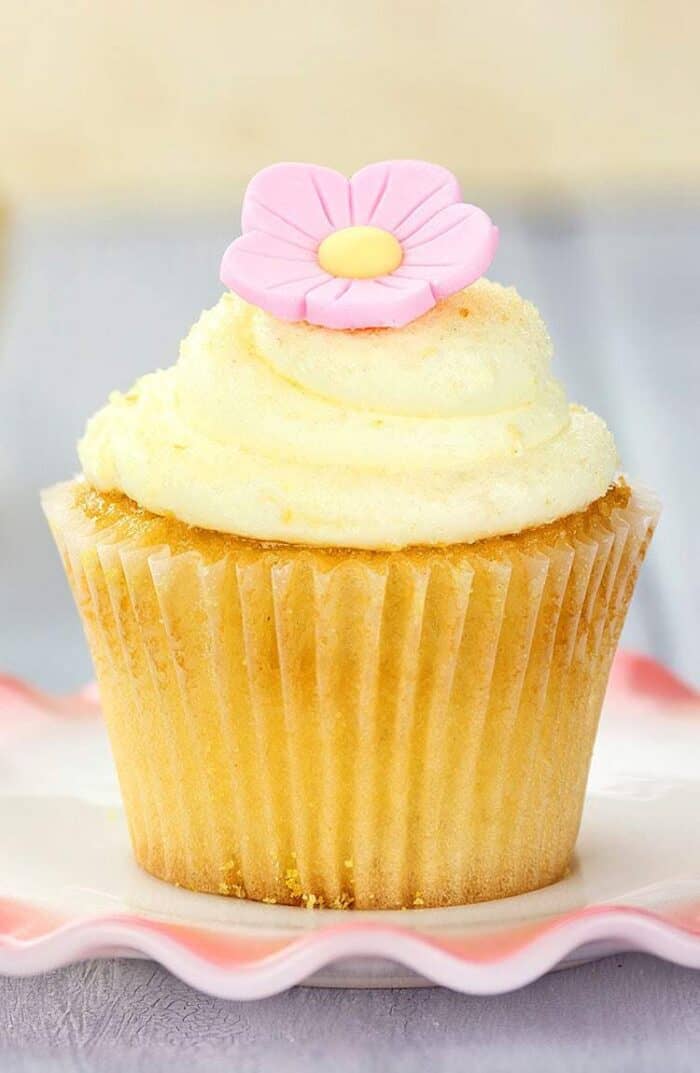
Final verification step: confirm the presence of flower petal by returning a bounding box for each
[227,230,317,264]
[305,275,434,330]
[350,160,461,235]
[241,163,350,247]
[295,277,356,319]
[397,204,499,297]
[220,237,329,320]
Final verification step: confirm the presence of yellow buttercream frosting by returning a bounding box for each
[79,280,618,548]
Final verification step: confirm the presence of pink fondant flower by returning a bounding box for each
[220,161,498,330]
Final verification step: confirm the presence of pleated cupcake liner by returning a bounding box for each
[43,481,658,909]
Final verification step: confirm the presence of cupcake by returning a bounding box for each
[43,160,658,909]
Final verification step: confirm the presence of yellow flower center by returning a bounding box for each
[317,226,403,279]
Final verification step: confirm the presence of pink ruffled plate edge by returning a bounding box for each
[0,650,698,999]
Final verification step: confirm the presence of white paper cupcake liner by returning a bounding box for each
[43,481,659,908]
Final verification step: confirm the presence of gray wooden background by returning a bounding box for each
[1,955,699,1073]
[0,200,698,1071]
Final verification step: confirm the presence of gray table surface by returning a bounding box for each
[0,200,698,1070]
[1,955,699,1073]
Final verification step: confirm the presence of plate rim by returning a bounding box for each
[0,899,699,998]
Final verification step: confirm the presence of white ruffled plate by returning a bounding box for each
[0,651,698,998]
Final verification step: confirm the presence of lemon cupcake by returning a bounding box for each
[43,160,658,909]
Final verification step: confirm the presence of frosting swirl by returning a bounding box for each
[79,280,618,548]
